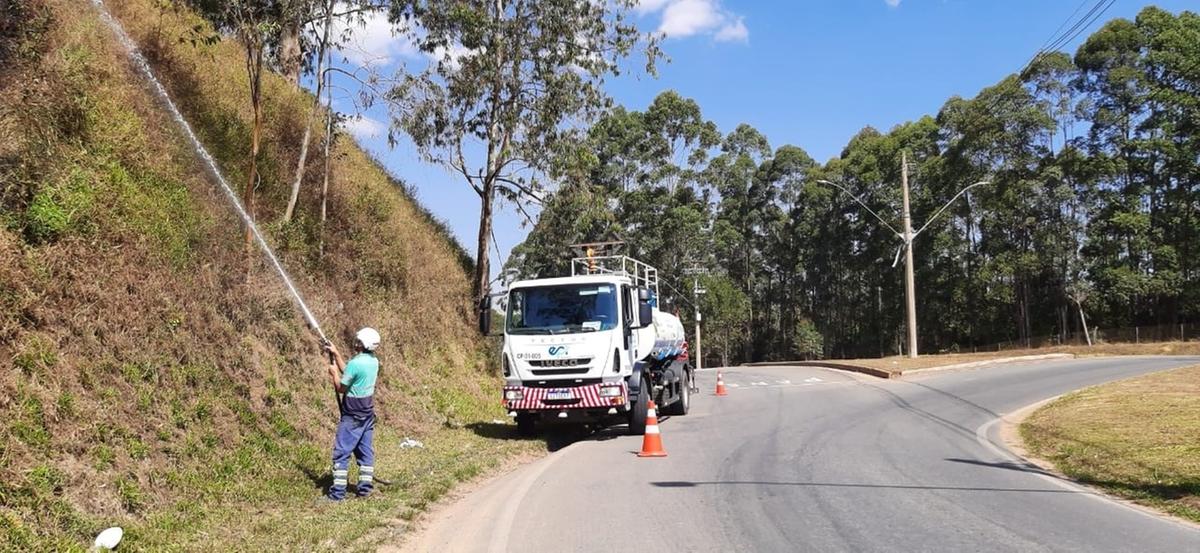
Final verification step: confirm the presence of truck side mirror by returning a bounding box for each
[478,297,493,336]
[638,302,653,328]
[636,287,653,328]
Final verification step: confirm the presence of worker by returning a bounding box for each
[323,327,380,500]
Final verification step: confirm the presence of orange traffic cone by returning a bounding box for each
[715,371,728,396]
[637,400,667,458]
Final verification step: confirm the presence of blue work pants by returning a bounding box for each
[329,414,375,500]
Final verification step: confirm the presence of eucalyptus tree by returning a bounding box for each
[708,124,774,360]
[187,0,284,246]
[386,0,661,314]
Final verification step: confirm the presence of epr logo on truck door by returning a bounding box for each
[548,346,568,357]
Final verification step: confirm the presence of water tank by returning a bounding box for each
[650,310,685,360]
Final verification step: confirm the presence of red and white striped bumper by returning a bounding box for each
[504,381,628,410]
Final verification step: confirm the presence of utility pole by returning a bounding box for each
[693,277,706,371]
[817,153,988,360]
[901,151,918,358]
[683,266,707,372]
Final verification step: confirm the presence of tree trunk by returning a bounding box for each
[284,1,333,223]
[244,42,264,251]
[1076,299,1092,347]
[744,242,753,362]
[473,179,495,312]
[318,47,334,259]
[279,3,302,87]
[471,0,505,322]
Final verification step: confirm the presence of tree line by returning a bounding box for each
[509,6,1200,363]
[181,2,1196,363]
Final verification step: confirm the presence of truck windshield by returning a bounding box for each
[507,284,619,335]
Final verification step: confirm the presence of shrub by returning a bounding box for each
[54,392,75,419]
[27,464,65,495]
[116,476,145,512]
[12,335,57,376]
[22,167,95,243]
[23,189,70,242]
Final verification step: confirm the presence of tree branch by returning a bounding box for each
[494,176,544,204]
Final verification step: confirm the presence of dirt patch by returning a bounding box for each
[371,449,547,552]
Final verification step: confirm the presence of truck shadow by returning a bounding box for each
[466,422,627,452]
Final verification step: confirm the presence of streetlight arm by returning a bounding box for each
[911,181,989,239]
[817,179,903,239]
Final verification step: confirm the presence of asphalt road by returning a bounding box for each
[401,356,1200,552]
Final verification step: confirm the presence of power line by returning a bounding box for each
[939,0,1120,162]
[1036,0,1091,55]
[1026,0,1116,72]
[1042,0,1116,57]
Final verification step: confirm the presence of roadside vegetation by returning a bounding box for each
[1021,365,1200,524]
[0,0,537,550]
[510,6,1200,365]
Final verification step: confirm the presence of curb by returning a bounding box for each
[901,353,1077,376]
[744,353,1079,380]
[741,361,897,379]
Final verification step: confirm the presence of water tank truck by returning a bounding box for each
[479,255,694,436]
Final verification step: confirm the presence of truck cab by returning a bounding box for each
[481,256,693,436]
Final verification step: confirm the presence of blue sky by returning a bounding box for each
[329,0,1194,278]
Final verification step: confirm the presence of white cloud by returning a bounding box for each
[638,0,748,42]
[330,3,477,73]
[343,115,387,141]
[884,0,902,7]
[426,43,477,72]
[714,16,748,43]
[331,4,416,67]
[636,0,673,15]
[660,0,723,37]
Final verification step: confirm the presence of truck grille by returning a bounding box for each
[523,378,602,388]
[528,357,592,368]
[531,368,591,376]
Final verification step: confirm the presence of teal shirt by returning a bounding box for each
[340,353,379,398]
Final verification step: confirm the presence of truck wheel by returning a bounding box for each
[627,376,649,435]
[516,413,537,437]
[664,375,690,416]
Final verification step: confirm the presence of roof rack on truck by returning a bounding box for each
[571,255,659,298]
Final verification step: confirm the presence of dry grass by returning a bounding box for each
[842,341,1200,374]
[0,0,530,550]
[1021,365,1200,523]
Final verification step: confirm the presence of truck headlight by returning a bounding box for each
[504,389,524,401]
[599,385,623,398]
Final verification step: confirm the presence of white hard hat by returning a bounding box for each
[355,327,381,351]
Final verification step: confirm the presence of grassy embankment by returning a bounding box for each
[1020,365,1200,524]
[1,0,536,550]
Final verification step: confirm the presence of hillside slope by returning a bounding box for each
[1,0,530,550]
